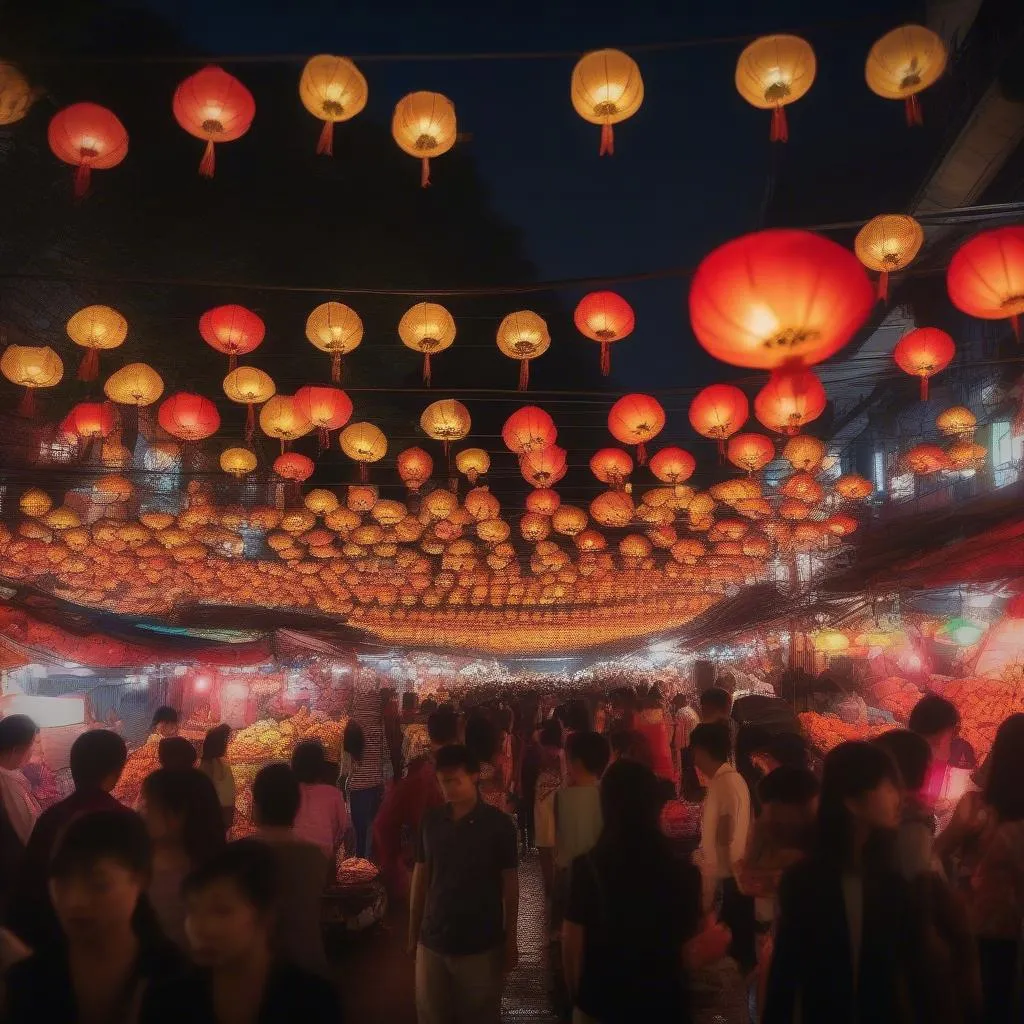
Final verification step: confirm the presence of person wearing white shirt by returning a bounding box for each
[690,721,755,971]
[0,715,41,846]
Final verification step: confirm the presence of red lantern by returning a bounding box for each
[397,447,434,492]
[608,394,665,465]
[727,432,775,473]
[63,402,117,441]
[947,227,1024,342]
[893,327,955,400]
[502,406,557,455]
[590,447,633,486]
[648,447,696,485]
[294,385,353,450]
[520,445,568,488]
[824,514,858,538]
[689,229,873,370]
[754,368,827,435]
[157,392,220,442]
[526,488,561,515]
[574,291,635,375]
[172,66,255,178]
[199,305,265,370]
[903,444,949,475]
[689,384,749,454]
[48,103,128,199]
[273,452,315,483]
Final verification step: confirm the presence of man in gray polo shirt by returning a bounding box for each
[409,744,519,1024]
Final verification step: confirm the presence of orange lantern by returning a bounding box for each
[727,432,775,474]
[305,301,364,383]
[526,489,561,516]
[158,393,220,442]
[825,514,858,538]
[63,402,116,441]
[1,345,63,417]
[590,490,635,528]
[648,447,696,487]
[779,499,811,521]
[893,327,955,400]
[574,291,635,375]
[936,406,976,438]
[689,384,749,454]
[497,311,550,391]
[947,440,986,471]
[223,366,276,440]
[0,64,33,126]
[104,362,163,408]
[520,513,551,542]
[48,103,128,199]
[200,305,265,370]
[590,448,633,486]
[689,229,873,370]
[399,302,456,385]
[552,505,588,537]
[172,66,255,178]
[947,227,1024,341]
[782,434,826,472]
[607,393,665,464]
[865,25,946,126]
[570,49,644,156]
[735,35,816,142]
[455,448,490,485]
[520,445,567,488]
[903,443,949,475]
[339,422,387,481]
[854,214,924,301]
[465,487,500,523]
[220,447,257,479]
[66,305,127,381]
[780,471,824,503]
[754,368,827,436]
[397,447,434,492]
[273,452,314,483]
[294,384,353,450]
[391,91,457,187]
[298,55,368,156]
[420,399,471,456]
[835,473,873,500]
[502,406,556,455]
[259,395,313,452]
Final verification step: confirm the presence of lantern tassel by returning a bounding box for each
[245,404,255,442]
[228,353,237,372]
[905,95,924,127]
[73,163,91,200]
[518,360,529,391]
[279,439,286,455]
[199,140,216,178]
[770,106,789,143]
[600,342,611,376]
[331,353,342,383]
[318,426,330,452]
[317,120,334,157]
[359,463,368,483]
[421,157,430,188]
[423,353,432,386]
[18,388,36,418]
[636,443,647,466]
[877,271,889,304]
[77,348,100,382]
[920,376,929,402]
[599,123,614,157]
[717,438,725,463]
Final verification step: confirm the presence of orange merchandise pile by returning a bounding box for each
[941,677,1024,762]
[870,676,922,722]
[112,737,160,807]
[799,711,888,753]
[228,707,346,765]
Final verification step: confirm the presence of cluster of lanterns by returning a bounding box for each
[902,403,987,477]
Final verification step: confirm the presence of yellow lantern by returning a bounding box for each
[570,49,644,155]
[455,448,490,485]
[782,435,827,472]
[304,488,340,515]
[224,366,276,440]
[298,55,368,156]
[19,488,52,517]
[735,34,816,141]
[306,302,363,383]
[865,25,946,126]
[0,64,33,125]
[813,629,850,654]
[420,399,471,454]
[1,345,63,416]
[66,304,127,381]
[259,395,313,453]
[398,302,456,385]
[947,440,986,471]
[339,421,387,481]
[855,214,925,301]
[936,406,976,438]
[92,476,133,504]
[220,447,257,479]
[104,362,164,407]
[391,91,457,187]
[497,311,550,391]
[552,505,588,537]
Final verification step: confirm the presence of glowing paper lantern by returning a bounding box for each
[220,447,257,479]
[574,291,635,376]
[690,230,873,370]
[306,302,364,382]
[259,395,313,452]
[903,443,949,475]
[339,422,387,481]
[607,394,665,464]
[947,227,1024,341]
[727,432,775,474]
[63,402,116,441]
[824,514,858,538]
[942,617,985,647]
[172,66,255,178]
[158,392,220,442]
[1,345,63,416]
[590,448,633,487]
[104,362,163,407]
[947,440,986,471]
[200,305,265,370]
[754,368,827,435]
[936,406,976,438]
[391,91,456,187]
[590,490,635,528]
[526,489,561,516]
[835,474,873,500]
[735,35,815,142]
[223,366,276,440]
[273,452,314,483]
[20,489,52,517]
[689,384,749,453]
[420,399,471,455]
[865,25,946,126]
[0,64,33,126]
[456,448,490,485]
[397,447,433,492]
[294,384,353,450]
[502,406,557,454]
[854,214,924,301]
[497,311,550,391]
[520,445,567,488]
[48,103,128,199]
[66,305,127,381]
[299,55,368,156]
[893,327,955,400]
[813,629,850,654]
[399,302,456,385]
[782,435,826,472]
[570,49,643,156]
[552,505,588,538]
[648,447,696,487]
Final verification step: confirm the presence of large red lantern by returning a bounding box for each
[48,103,128,199]
[199,305,265,369]
[754,368,827,435]
[63,402,117,441]
[608,394,665,464]
[893,327,955,400]
[590,448,633,486]
[727,432,775,473]
[689,384,749,454]
[273,452,315,483]
[294,385,353,450]
[526,489,561,515]
[573,291,635,375]
[689,229,874,370]
[648,447,696,486]
[158,392,220,442]
[172,66,255,178]
[502,406,557,455]
[397,447,434,492]
[947,227,1024,341]
[520,445,567,488]
[903,443,949,475]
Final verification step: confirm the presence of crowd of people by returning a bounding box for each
[1,680,1024,1022]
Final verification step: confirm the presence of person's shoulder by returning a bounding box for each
[269,962,341,1017]
[421,803,448,828]
[477,800,516,830]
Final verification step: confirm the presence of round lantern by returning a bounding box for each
[294,384,353,450]
[339,422,387,481]
[552,505,588,537]
[259,395,313,452]
[854,214,925,302]
[48,103,128,199]
[1,345,63,416]
[574,291,635,376]
[299,55,368,156]
[399,302,456,385]
[158,392,220,442]
[104,362,163,407]
[689,230,874,370]
[590,448,633,487]
[200,305,265,370]
[497,311,550,391]
[947,440,986,471]
[893,327,955,400]
[521,513,551,542]
[220,447,257,479]
[420,399,471,455]
[590,490,635,528]
[172,66,255,178]
[936,406,976,438]
[727,432,775,474]
[520,445,567,488]
[835,473,873,500]
[391,91,457,187]
[570,49,643,156]
[689,383,749,453]
[947,227,1024,341]
[0,64,32,126]
[735,35,816,142]
[20,489,52,517]
[223,366,276,440]
[903,443,949,475]
[526,489,561,516]
[64,402,116,441]
[273,452,314,483]
[397,447,433,492]
[814,629,850,654]
[502,406,557,454]
[865,25,946,126]
[607,394,665,465]
[306,302,364,382]
[782,435,826,473]
[456,448,490,485]
[648,447,696,487]
[754,368,827,435]
[781,472,824,503]
[66,305,127,381]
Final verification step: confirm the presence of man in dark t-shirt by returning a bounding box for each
[409,744,519,1024]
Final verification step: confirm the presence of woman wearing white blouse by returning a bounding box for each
[0,716,41,845]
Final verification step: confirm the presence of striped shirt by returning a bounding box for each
[348,689,385,791]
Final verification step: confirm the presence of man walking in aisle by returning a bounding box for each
[410,744,519,1024]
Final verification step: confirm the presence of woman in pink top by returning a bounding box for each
[291,741,348,862]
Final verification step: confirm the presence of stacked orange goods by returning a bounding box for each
[870,677,922,722]
[798,712,888,754]
[942,678,1024,762]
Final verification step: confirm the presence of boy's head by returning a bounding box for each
[150,706,180,739]
[0,714,38,769]
[69,729,128,792]
[251,763,300,829]
[565,731,610,783]
[757,765,820,810]
[434,744,480,806]
[908,694,959,762]
[699,687,731,723]
[689,722,732,779]
[427,709,459,751]
[872,728,932,795]
[749,730,809,775]
[158,736,198,771]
